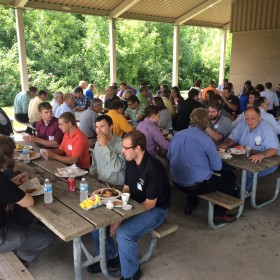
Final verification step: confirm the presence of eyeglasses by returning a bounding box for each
[122,145,136,150]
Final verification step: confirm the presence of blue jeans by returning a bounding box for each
[246,166,278,192]
[116,207,167,278]
[91,227,118,261]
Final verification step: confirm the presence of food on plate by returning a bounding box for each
[99,188,119,198]
[29,150,36,157]
[16,144,24,150]
[233,145,245,150]
[80,194,101,210]
[26,188,37,194]
[113,200,123,206]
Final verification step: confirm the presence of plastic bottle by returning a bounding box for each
[22,145,30,163]
[80,178,89,202]
[43,178,53,204]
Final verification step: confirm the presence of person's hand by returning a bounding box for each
[23,135,33,142]
[110,221,122,237]
[220,93,227,102]
[217,143,228,150]
[97,133,108,147]
[11,172,29,186]
[249,153,265,163]
[44,150,55,159]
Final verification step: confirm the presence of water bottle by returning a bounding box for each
[22,145,30,163]
[43,178,53,204]
[80,178,88,202]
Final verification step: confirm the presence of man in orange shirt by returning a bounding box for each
[44,112,90,169]
[201,81,220,100]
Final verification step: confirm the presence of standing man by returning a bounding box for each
[168,108,236,223]
[74,86,88,111]
[50,91,63,116]
[84,84,95,101]
[28,90,48,124]
[114,130,170,280]
[55,93,75,118]
[23,102,64,148]
[14,86,37,123]
[87,114,126,274]
[0,135,54,265]
[206,102,232,143]
[79,98,103,147]
[106,100,134,138]
[44,112,90,169]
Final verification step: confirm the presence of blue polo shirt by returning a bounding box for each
[167,126,222,186]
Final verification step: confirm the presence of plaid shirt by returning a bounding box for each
[75,95,87,108]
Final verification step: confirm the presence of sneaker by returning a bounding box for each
[120,266,142,280]
[87,256,120,274]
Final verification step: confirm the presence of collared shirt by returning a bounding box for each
[125,152,170,209]
[168,126,222,186]
[106,110,133,137]
[161,96,175,115]
[137,118,169,156]
[124,103,146,121]
[261,89,279,110]
[104,95,120,109]
[222,94,240,114]
[14,91,30,114]
[50,99,61,116]
[35,117,64,147]
[79,108,98,138]
[136,93,149,108]
[28,96,43,123]
[209,115,232,139]
[233,108,280,135]
[59,127,90,169]
[84,89,94,101]
[75,95,87,109]
[228,119,279,153]
[55,103,74,118]
[90,134,125,185]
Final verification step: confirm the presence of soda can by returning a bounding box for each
[68,177,75,192]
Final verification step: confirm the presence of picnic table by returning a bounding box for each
[223,152,280,210]
[16,157,145,280]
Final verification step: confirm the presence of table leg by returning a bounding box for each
[99,227,120,278]
[236,169,246,219]
[73,237,82,280]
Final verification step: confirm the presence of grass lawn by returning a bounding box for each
[3,106,26,131]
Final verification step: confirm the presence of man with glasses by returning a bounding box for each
[23,102,64,148]
[206,102,232,143]
[124,95,145,126]
[87,114,125,274]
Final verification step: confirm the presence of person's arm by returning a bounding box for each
[89,151,97,178]
[206,127,223,142]
[120,116,134,134]
[142,198,157,210]
[153,127,170,151]
[122,185,130,193]
[23,135,59,148]
[10,172,29,186]
[222,97,238,112]
[274,93,279,107]
[249,148,278,163]
[45,148,79,165]
[16,193,34,207]
[218,138,236,149]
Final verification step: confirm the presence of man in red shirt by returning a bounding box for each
[44,112,90,169]
[23,102,63,148]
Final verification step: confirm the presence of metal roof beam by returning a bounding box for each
[15,0,28,8]
[175,0,223,25]
[110,0,140,18]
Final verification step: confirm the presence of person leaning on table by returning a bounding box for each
[168,108,237,224]
[0,135,54,266]
[219,106,279,193]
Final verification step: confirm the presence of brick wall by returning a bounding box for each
[229,28,280,93]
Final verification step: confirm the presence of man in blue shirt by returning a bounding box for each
[84,84,94,101]
[220,107,279,192]
[168,108,236,224]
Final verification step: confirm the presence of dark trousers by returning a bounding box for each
[14,113,33,135]
[174,170,236,215]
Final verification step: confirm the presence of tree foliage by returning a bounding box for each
[0,6,231,106]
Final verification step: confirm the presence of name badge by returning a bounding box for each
[49,136,54,140]
[254,136,262,146]
[137,183,142,191]
[68,144,73,150]
[214,124,219,129]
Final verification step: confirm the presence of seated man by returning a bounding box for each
[28,90,48,124]
[23,102,64,148]
[106,100,133,138]
[0,107,13,136]
[168,108,236,223]
[0,135,54,265]
[44,112,90,170]
[74,86,88,111]
[104,86,120,110]
[55,93,75,118]
[50,91,63,116]
[206,102,232,143]
[221,86,240,117]
[220,107,279,193]
[124,95,145,125]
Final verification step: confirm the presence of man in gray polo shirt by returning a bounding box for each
[79,98,103,147]
[206,102,232,143]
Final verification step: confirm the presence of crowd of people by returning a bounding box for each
[0,79,279,280]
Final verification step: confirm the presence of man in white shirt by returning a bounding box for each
[260,82,279,116]
[28,90,48,124]
[50,91,63,116]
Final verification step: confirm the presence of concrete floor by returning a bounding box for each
[28,172,280,280]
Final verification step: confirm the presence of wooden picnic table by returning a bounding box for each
[16,158,145,280]
[223,152,280,211]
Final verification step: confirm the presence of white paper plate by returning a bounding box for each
[122,204,132,210]
[19,152,41,161]
[101,199,123,207]
[229,148,246,155]
[15,145,32,152]
[19,177,44,196]
[55,164,88,177]
[93,188,121,200]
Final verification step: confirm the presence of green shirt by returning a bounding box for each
[136,93,149,108]
[124,103,146,120]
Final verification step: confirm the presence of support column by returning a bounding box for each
[109,18,117,85]
[172,25,180,87]
[218,29,227,86]
[15,8,29,92]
